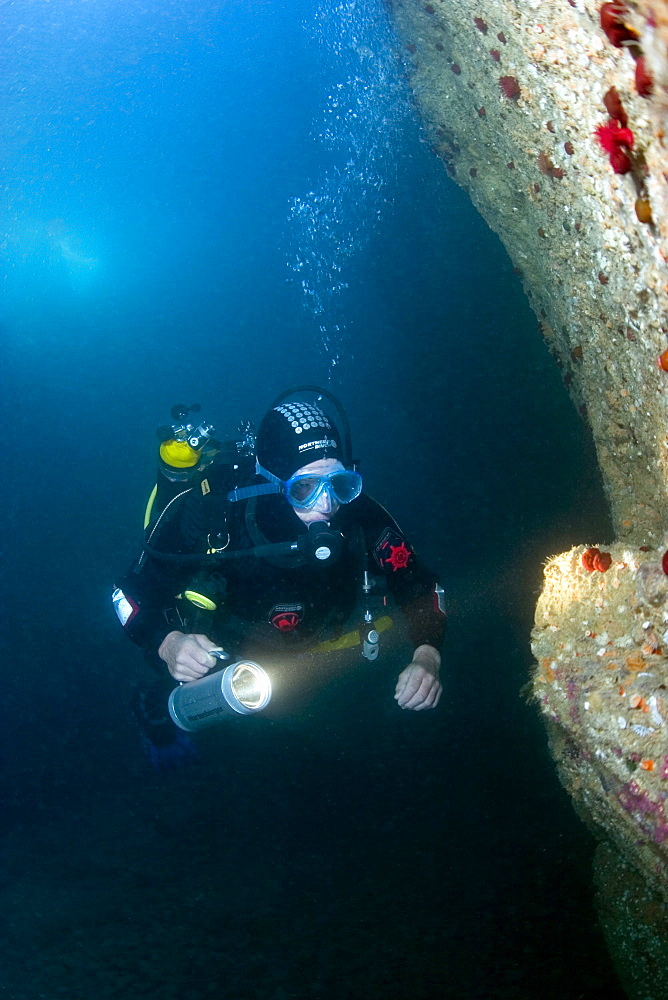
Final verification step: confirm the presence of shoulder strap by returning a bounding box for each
[145,454,254,553]
[145,487,194,548]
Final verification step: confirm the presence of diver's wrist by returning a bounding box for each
[412,644,441,673]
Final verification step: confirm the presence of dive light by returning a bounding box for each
[168,654,272,731]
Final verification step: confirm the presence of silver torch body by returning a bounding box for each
[168,661,272,732]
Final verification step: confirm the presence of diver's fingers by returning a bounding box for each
[396,666,442,710]
[410,679,443,711]
[395,665,429,707]
[172,662,207,682]
[191,633,221,654]
[175,635,217,674]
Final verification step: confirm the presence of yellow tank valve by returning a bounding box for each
[160,439,202,469]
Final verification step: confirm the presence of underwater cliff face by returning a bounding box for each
[531,542,668,998]
[386,2,668,993]
[387,0,668,544]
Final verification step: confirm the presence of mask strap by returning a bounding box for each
[227,462,284,503]
[255,462,285,487]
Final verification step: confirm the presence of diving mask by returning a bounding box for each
[283,470,362,510]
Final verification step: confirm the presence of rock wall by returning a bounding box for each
[532,544,668,879]
[387,0,668,544]
[385,1,668,994]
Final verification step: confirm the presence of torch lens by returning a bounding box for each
[230,662,272,711]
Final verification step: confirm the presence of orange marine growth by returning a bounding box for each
[582,547,612,572]
[582,547,599,571]
[635,198,653,224]
[540,659,556,683]
[595,551,612,571]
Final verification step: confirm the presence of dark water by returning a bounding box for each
[1,1,624,997]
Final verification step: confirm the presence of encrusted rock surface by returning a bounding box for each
[533,544,668,887]
[386,1,668,992]
[530,542,668,994]
[387,0,668,543]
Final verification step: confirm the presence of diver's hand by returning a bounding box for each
[394,644,442,710]
[159,631,223,682]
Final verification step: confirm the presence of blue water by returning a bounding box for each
[1,2,622,997]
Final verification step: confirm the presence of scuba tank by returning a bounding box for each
[144,403,217,531]
[144,403,254,530]
[136,402,255,622]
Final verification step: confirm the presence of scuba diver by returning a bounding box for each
[113,388,446,767]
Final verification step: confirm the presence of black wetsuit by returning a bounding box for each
[114,461,446,671]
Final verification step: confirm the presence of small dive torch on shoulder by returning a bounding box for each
[168,651,272,732]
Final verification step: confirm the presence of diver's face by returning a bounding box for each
[290,458,345,525]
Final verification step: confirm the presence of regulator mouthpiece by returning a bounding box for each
[303,522,342,565]
[168,661,272,732]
